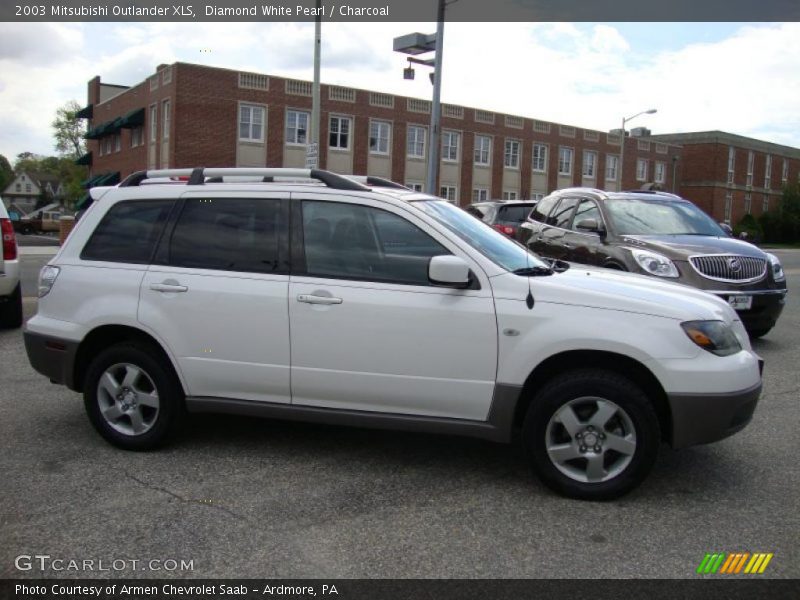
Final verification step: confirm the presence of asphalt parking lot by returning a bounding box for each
[2,250,799,579]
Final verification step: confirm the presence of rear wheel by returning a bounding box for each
[523,369,660,500]
[84,342,184,450]
[0,284,23,329]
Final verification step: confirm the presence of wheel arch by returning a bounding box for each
[72,324,185,394]
[512,350,671,443]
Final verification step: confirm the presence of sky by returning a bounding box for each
[0,21,798,162]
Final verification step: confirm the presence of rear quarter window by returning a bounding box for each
[81,200,174,264]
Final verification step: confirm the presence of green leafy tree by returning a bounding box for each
[779,183,800,243]
[52,100,86,159]
[13,152,87,210]
[0,154,13,193]
[734,213,762,242]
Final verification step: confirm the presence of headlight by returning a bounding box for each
[630,249,679,278]
[681,320,742,357]
[38,265,60,298]
[766,253,785,282]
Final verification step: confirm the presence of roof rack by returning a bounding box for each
[621,189,682,199]
[348,176,410,190]
[119,168,370,191]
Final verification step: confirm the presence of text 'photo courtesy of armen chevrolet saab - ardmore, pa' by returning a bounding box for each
[1,0,799,595]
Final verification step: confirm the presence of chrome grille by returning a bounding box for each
[689,255,767,283]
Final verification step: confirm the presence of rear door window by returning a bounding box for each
[168,198,283,273]
[529,196,558,223]
[570,199,602,230]
[497,204,534,223]
[550,197,579,228]
[81,200,174,264]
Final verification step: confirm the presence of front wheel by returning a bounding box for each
[84,342,184,450]
[747,326,772,339]
[523,369,660,500]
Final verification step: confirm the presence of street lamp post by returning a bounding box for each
[619,108,656,190]
[393,0,446,196]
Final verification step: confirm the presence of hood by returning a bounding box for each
[491,266,736,323]
[620,234,766,260]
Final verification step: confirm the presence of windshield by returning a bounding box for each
[605,198,726,236]
[416,200,548,272]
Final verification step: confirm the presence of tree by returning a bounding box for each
[12,152,87,210]
[779,182,800,243]
[52,100,86,159]
[0,154,12,193]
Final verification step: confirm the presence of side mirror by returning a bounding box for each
[719,222,733,236]
[575,218,605,236]
[429,255,471,288]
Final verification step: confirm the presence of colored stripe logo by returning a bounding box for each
[696,552,773,574]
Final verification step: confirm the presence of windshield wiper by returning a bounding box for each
[512,266,554,276]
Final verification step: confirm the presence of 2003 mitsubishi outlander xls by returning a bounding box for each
[24,168,764,500]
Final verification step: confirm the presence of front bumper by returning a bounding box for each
[668,380,762,449]
[709,289,786,332]
[24,330,79,389]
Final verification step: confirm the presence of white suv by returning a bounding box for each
[24,168,764,500]
[0,199,23,329]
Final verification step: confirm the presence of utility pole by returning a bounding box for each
[309,0,321,169]
[425,0,446,196]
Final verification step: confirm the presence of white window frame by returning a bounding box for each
[239,103,266,143]
[654,161,666,184]
[558,147,573,176]
[131,126,144,148]
[407,125,426,159]
[439,185,458,203]
[532,143,548,172]
[727,146,735,184]
[747,151,754,187]
[472,188,488,202]
[782,158,789,184]
[369,120,391,155]
[441,130,460,162]
[474,135,491,166]
[724,192,733,223]
[582,150,597,178]
[762,194,769,213]
[744,192,752,214]
[636,158,648,182]
[149,104,157,143]
[161,99,171,140]
[531,192,545,202]
[406,181,424,192]
[502,190,518,201]
[286,109,310,145]
[606,154,619,181]
[504,139,520,169]
[114,133,121,152]
[329,115,351,150]
[764,155,772,189]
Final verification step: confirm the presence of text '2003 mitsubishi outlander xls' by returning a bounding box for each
[25,168,764,500]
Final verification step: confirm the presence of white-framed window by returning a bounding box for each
[504,139,520,169]
[407,125,426,158]
[161,99,170,139]
[149,104,157,143]
[239,103,265,142]
[764,155,772,189]
[439,185,457,202]
[286,110,310,145]
[369,120,391,154]
[406,181,424,192]
[474,135,491,166]
[727,146,735,184]
[441,130,460,162]
[25,183,32,192]
[654,161,666,184]
[131,126,144,147]
[724,192,733,223]
[636,158,648,182]
[531,192,545,201]
[744,192,752,214]
[558,147,573,175]
[502,190,518,201]
[747,151,754,187]
[532,143,548,172]
[606,154,619,181]
[114,133,121,152]
[763,194,769,213]
[328,115,351,150]
[472,188,488,202]
[104,137,112,155]
[582,150,597,177]
[782,158,789,184]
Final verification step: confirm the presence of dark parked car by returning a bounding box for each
[465,201,537,238]
[517,189,787,337]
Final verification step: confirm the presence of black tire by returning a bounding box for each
[523,369,660,501]
[83,341,184,450]
[0,284,23,329]
[747,327,772,339]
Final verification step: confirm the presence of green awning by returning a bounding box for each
[120,107,145,128]
[75,104,93,119]
[75,152,92,166]
[75,193,92,211]
[84,117,124,139]
[81,174,103,187]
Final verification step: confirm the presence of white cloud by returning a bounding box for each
[0,21,798,162]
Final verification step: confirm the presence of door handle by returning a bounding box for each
[297,294,342,305]
[150,282,188,293]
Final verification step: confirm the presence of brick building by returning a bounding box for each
[648,131,800,225]
[77,61,682,207]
